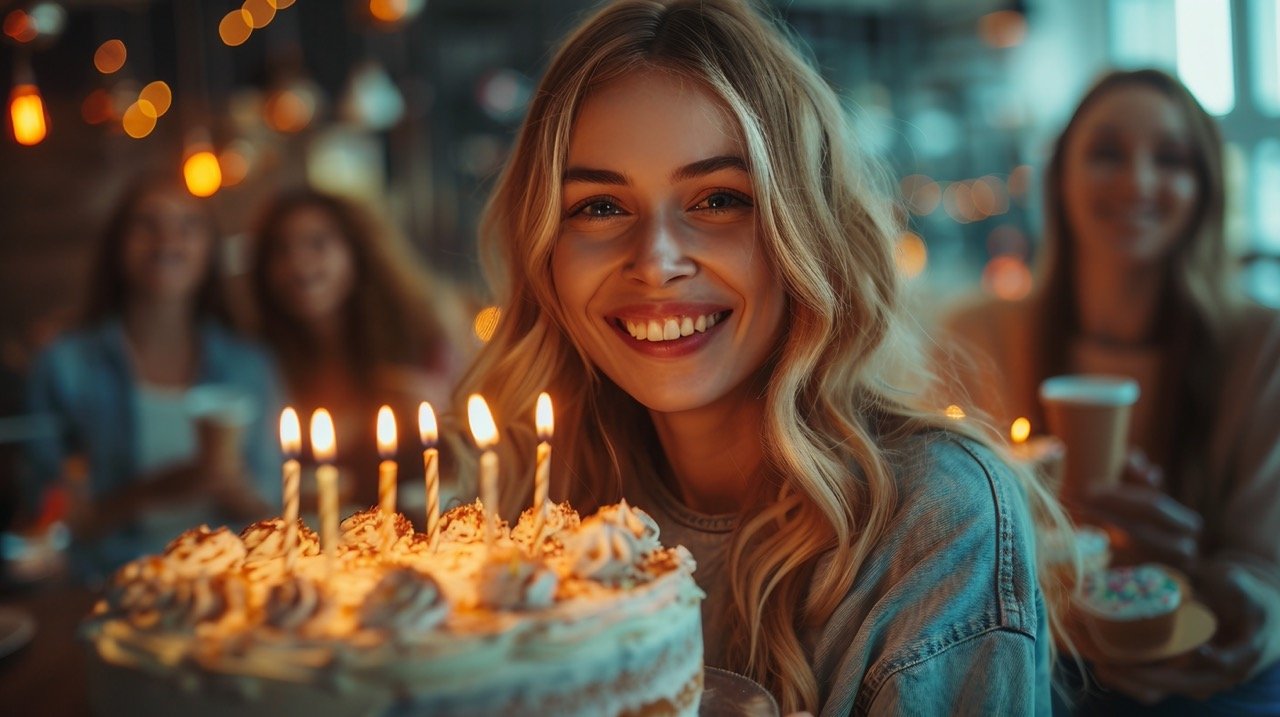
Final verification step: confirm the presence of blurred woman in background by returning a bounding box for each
[945,69,1280,714]
[248,188,469,507]
[25,175,283,580]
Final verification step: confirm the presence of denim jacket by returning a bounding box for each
[630,431,1050,716]
[24,319,283,574]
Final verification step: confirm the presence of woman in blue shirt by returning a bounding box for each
[25,176,282,580]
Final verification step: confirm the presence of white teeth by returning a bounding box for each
[622,312,725,342]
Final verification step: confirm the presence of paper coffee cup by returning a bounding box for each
[186,385,257,473]
[1038,375,1139,502]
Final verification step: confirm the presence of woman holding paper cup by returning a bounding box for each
[24,175,284,579]
[457,1,1079,713]
[944,69,1280,712]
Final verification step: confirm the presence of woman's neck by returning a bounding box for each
[123,300,198,387]
[1072,260,1165,346]
[648,387,768,515]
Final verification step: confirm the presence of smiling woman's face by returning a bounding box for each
[551,69,787,415]
[1061,84,1201,269]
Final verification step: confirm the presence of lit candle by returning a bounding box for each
[376,405,398,552]
[467,394,499,547]
[310,409,340,570]
[531,392,553,543]
[1009,417,1065,497]
[419,402,440,539]
[280,407,302,570]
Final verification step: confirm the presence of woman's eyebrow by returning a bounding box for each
[562,167,629,185]
[561,155,748,186]
[671,155,748,182]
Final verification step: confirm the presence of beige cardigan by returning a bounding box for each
[942,296,1280,677]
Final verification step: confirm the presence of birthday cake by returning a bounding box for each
[82,500,704,717]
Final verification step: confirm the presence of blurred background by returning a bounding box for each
[1,0,1278,392]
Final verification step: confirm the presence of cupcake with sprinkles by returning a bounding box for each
[1079,563,1184,650]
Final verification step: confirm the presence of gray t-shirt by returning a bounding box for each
[625,431,1051,716]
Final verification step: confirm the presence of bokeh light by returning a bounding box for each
[474,306,501,343]
[242,0,276,29]
[94,39,127,74]
[9,85,48,145]
[81,89,115,125]
[982,255,1034,301]
[265,87,318,133]
[900,174,941,216]
[122,101,157,138]
[184,150,222,197]
[979,10,1028,49]
[218,140,255,187]
[4,10,37,43]
[219,10,253,47]
[269,0,297,9]
[1008,164,1034,200]
[1011,417,1031,444]
[894,231,928,279]
[945,405,967,420]
[139,81,172,117]
[943,181,975,223]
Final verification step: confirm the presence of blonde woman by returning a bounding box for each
[459,0,1071,714]
[945,70,1280,713]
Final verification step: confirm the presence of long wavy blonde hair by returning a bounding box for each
[458,0,1070,711]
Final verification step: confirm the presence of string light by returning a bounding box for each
[184,133,223,197]
[9,83,48,146]
[139,81,172,117]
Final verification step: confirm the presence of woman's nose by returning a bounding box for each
[1119,154,1160,199]
[622,214,696,286]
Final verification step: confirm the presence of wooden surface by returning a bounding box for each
[0,582,95,717]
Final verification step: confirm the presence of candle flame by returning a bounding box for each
[418,401,438,447]
[467,394,498,449]
[377,405,397,458]
[279,407,301,456]
[1011,417,1031,444]
[310,409,336,462]
[536,392,553,442]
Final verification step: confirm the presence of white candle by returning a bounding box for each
[376,405,398,552]
[467,394,500,547]
[311,409,339,572]
[531,392,553,543]
[280,407,302,571]
[419,402,440,539]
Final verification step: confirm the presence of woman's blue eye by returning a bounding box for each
[566,197,627,221]
[695,191,752,212]
[583,200,622,216]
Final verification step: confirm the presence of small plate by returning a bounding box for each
[0,606,36,659]
[1086,598,1217,665]
[701,666,779,717]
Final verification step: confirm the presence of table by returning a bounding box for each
[0,582,95,716]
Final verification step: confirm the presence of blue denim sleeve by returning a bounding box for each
[22,343,70,515]
[866,626,1046,716]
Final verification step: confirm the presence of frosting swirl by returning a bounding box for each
[265,574,325,632]
[478,546,559,610]
[341,508,415,549]
[163,526,247,579]
[241,518,321,562]
[437,500,508,544]
[562,510,657,586]
[512,501,581,556]
[360,568,450,637]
